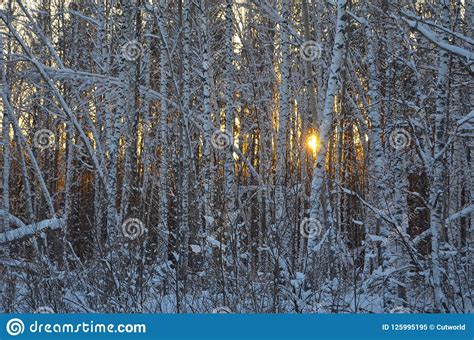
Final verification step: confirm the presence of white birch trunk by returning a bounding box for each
[157,0,170,238]
[0,29,10,238]
[276,0,290,223]
[199,0,213,236]
[224,0,236,226]
[309,0,347,235]
[429,0,450,312]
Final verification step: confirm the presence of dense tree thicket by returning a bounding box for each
[0,0,472,313]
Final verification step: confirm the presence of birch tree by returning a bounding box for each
[0,0,471,314]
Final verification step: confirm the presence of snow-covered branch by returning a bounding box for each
[401,16,474,69]
[0,217,64,244]
[445,204,474,224]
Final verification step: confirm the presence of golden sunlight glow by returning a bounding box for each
[307,133,319,153]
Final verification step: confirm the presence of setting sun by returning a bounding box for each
[307,133,319,153]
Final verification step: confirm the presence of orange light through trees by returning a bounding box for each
[307,133,319,153]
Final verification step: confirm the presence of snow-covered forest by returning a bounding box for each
[0,0,472,313]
